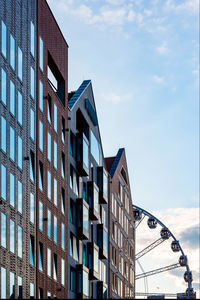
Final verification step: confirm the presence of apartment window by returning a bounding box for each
[1,212,6,248]
[70,268,76,292]
[61,117,65,143]
[47,95,51,123]
[30,21,35,57]
[91,130,100,165]
[30,193,35,224]
[53,140,57,169]
[54,103,57,132]
[39,80,43,112]
[30,108,35,140]
[61,223,65,250]
[83,205,89,233]
[10,80,15,115]
[18,180,22,214]
[47,209,51,239]
[30,67,35,99]
[94,185,99,214]
[83,270,89,297]
[70,199,76,225]
[10,172,15,207]
[10,126,15,161]
[83,134,89,170]
[83,245,87,267]
[38,288,43,299]
[54,178,57,206]
[18,225,22,258]
[39,120,43,152]
[47,248,51,277]
[18,47,23,81]
[53,254,57,281]
[10,271,15,298]
[61,258,65,286]
[47,132,51,161]
[61,152,65,178]
[30,283,34,298]
[39,36,43,71]
[94,248,99,273]
[30,151,34,181]
[61,188,65,214]
[18,136,22,169]
[39,161,43,191]
[1,20,7,58]
[18,276,22,299]
[18,91,22,125]
[1,267,6,298]
[1,68,6,105]
[10,219,15,253]
[1,116,6,152]
[39,242,43,272]
[30,235,34,265]
[47,170,51,199]
[70,131,76,159]
[39,201,43,232]
[53,215,57,244]
[10,34,15,70]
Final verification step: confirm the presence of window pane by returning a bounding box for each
[17,180,22,214]
[30,21,35,57]
[10,219,15,253]
[18,276,22,298]
[54,215,57,244]
[1,116,6,152]
[30,236,34,265]
[30,283,34,298]
[18,225,22,258]
[18,47,23,80]
[47,170,51,200]
[1,267,6,299]
[1,212,6,248]
[61,259,65,286]
[83,205,89,233]
[54,104,57,132]
[53,254,57,281]
[54,141,57,169]
[1,20,7,58]
[103,230,108,255]
[30,67,35,99]
[39,201,43,231]
[10,126,15,161]
[1,68,6,105]
[83,135,89,170]
[18,91,22,125]
[18,136,22,169]
[39,80,43,112]
[54,178,57,206]
[10,80,15,115]
[39,36,43,71]
[10,271,15,298]
[30,109,35,140]
[47,248,51,277]
[94,248,99,273]
[39,162,43,191]
[91,130,100,165]
[10,173,15,207]
[83,270,89,297]
[47,132,51,161]
[1,165,6,200]
[61,223,65,250]
[10,34,15,70]
[30,193,35,224]
[39,120,43,152]
[47,209,51,238]
[39,243,43,271]
[94,186,99,213]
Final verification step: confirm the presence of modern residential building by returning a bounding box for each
[105,149,135,299]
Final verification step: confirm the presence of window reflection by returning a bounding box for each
[18,136,22,169]
[47,209,51,239]
[30,21,35,57]
[94,186,99,213]
[10,219,15,253]
[18,180,22,214]
[10,34,15,70]
[1,68,7,105]
[39,36,43,71]
[1,267,6,299]
[18,47,23,81]
[18,91,22,125]
[10,271,15,298]
[94,248,99,273]
[10,126,15,161]
[39,80,43,112]
[83,270,89,296]
[10,80,15,115]
[47,132,51,161]
[30,67,35,99]
[91,130,100,165]
[1,212,6,248]
[1,20,7,58]
[30,193,35,224]
[10,173,15,207]
[1,116,6,152]
[1,165,6,200]
[83,205,89,233]
[18,225,23,258]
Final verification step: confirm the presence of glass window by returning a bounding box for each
[18,276,22,298]
[10,80,15,115]
[54,178,57,206]
[39,80,43,112]
[39,36,43,71]
[83,205,89,233]
[53,215,57,244]
[39,242,43,271]
[47,248,51,277]
[18,91,22,125]
[53,254,57,281]
[10,271,15,298]
[1,164,6,200]
[30,235,34,265]
[94,248,99,273]
[103,171,108,198]
[1,212,6,248]
[30,21,35,57]
[1,116,6,152]
[30,108,35,140]
[70,234,73,257]
[61,188,65,214]
[94,186,99,213]
[1,267,6,298]
[1,20,7,58]
[39,161,43,191]
[30,283,34,298]
[10,34,15,70]
[61,258,65,286]
[18,136,22,169]
[47,132,51,161]
[47,170,51,200]
[103,230,108,255]
[54,140,57,169]
[47,209,51,239]
[18,225,22,258]
[30,193,35,224]
[10,219,15,253]
[83,134,89,170]
[54,104,57,132]
[83,270,89,297]
[70,268,75,292]
[39,201,43,232]
[83,245,87,267]
[61,117,65,143]
[18,47,22,81]
[61,153,65,178]
[61,223,65,250]
[39,120,43,152]
[47,95,51,123]
[30,67,35,99]
[1,68,6,105]
[10,173,15,207]
[18,180,22,214]
[91,130,100,165]
[10,126,15,161]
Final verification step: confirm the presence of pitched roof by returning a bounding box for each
[68,80,91,110]
[106,148,125,178]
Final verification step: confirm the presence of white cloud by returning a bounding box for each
[105,0,125,5]
[153,75,165,83]
[102,92,121,103]
[156,42,169,55]
[165,0,199,15]
[100,7,127,25]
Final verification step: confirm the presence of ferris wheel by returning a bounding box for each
[133,204,196,299]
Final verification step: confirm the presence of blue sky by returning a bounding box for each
[47,0,199,296]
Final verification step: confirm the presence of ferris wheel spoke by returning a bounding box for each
[136,262,181,280]
[135,214,145,229]
[136,237,166,260]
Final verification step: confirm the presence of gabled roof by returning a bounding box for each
[106,148,124,178]
[68,80,91,110]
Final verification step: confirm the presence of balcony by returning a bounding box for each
[87,182,100,221]
[77,199,89,240]
[97,224,108,259]
[97,167,108,204]
[97,281,108,299]
[88,243,100,280]
[77,132,89,176]
[76,264,90,299]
